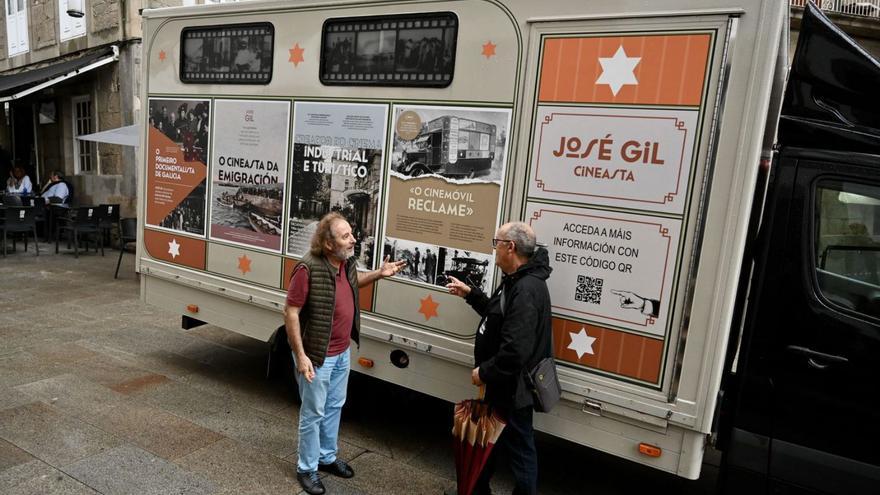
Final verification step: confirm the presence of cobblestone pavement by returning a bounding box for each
[0,241,717,494]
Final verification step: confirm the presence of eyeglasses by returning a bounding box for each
[492,238,513,248]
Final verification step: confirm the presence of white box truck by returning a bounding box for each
[137,1,880,491]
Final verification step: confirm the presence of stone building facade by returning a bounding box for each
[0,0,188,215]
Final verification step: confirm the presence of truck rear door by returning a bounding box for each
[724,5,880,493]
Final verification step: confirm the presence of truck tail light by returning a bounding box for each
[357,357,374,368]
[638,443,662,458]
[186,304,199,313]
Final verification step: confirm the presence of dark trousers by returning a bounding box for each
[474,405,537,495]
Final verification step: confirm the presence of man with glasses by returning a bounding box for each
[284,212,406,495]
[446,222,553,495]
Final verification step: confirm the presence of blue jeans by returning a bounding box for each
[293,348,350,473]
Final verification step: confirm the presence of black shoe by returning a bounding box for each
[296,471,325,495]
[318,459,354,478]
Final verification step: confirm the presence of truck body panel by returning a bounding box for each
[138,0,794,480]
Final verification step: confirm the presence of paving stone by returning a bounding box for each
[104,348,210,381]
[194,402,297,458]
[175,437,297,495]
[63,353,158,390]
[0,352,66,389]
[0,459,56,491]
[107,373,171,395]
[0,402,122,467]
[26,342,101,365]
[317,477,371,495]
[179,368,296,416]
[4,466,97,495]
[86,401,224,460]
[0,438,34,471]
[14,374,127,419]
[342,451,452,495]
[0,388,36,411]
[65,444,215,495]
[129,380,230,422]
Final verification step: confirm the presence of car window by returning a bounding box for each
[815,180,880,319]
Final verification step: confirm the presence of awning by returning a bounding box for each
[77,124,140,147]
[0,46,118,103]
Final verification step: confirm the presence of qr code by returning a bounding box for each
[575,275,603,304]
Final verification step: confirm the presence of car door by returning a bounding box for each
[761,152,880,494]
[751,4,880,493]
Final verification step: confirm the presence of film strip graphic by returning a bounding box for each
[321,13,458,86]
[181,24,274,84]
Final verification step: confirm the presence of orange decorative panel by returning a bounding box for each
[538,34,712,106]
[143,229,206,270]
[553,317,664,384]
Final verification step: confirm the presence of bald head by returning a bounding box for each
[499,222,536,258]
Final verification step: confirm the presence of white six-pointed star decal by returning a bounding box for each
[568,327,597,359]
[596,45,641,96]
[168,238,181,259]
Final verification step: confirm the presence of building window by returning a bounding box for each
[73,95,97,174]
[5,0,30,57]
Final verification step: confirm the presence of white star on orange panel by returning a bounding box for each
[596,46,641,96]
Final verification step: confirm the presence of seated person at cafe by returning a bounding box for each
[41,171,71,204]
[6,165,33,194]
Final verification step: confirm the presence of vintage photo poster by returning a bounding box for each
[145,98,210,236]
[382,236,493,294]
[526,202,682,337]
[528,106,699,215]
[209,99,290,252]
[286,102,388,268]
[382,105,511,288]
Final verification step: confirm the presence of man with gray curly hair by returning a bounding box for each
[285,212,406,495]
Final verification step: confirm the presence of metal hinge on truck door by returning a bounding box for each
[579,398,669,434]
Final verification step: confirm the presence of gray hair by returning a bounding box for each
[502,222,536,257]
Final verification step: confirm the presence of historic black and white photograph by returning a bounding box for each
[382,236,492,293]
[181,25,273,81]
[324,32,356,73]
[390,105,511,182]
[286,102,388,262]
[148,99,209,165]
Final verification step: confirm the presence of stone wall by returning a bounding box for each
[92,0,121,33]
[30,0,56,50]
[96,62,122,175]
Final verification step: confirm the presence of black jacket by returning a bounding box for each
[465,247,553,410]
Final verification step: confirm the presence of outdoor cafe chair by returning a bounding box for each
[115,217,137,279]
[1,206,39,256]
[56,206,103,258]
[25,196,47,240]
[97,204,120,251]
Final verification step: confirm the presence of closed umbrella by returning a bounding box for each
[451,387,505,495]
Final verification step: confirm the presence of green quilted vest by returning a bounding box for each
[296,252,360,366]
